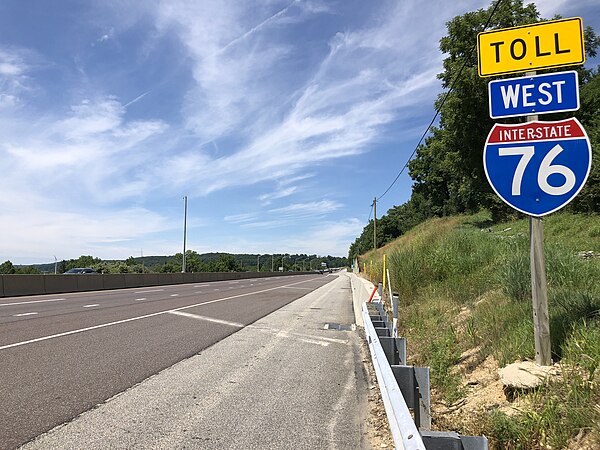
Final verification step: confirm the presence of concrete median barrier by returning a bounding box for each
[103,274,126,290]
[3,275,46,297]
[0,271,316,298]
[44,275,78,294]
[77,275,104,292]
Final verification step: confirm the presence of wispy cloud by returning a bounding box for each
[269,200,341,218]
[258,186,298,204]
[224,212,258,224]
[145,0,459,197]
[277,218,364,256]
[224,199,342,229]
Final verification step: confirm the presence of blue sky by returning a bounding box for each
[1,1,598,264]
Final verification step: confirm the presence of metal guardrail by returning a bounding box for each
[363,302,426,450]
[362,300,488,450]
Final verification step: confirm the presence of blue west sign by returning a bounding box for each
[488,71,579,119]
[484,118,591,217]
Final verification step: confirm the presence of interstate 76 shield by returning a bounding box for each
[483,118,591,217]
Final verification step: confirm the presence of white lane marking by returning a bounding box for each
[83,304,99,308]
[170,294,179,297]
[248,325,347,346]
[0,277,323,352]
[135,298,147,301]
[0,298,66,307]
[13,312,38,317]
[281,286,312,290]
[134,289,164,294]
[168,311,244,328]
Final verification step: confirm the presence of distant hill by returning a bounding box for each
[19,253,348,273]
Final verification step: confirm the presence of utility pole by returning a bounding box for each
[141,249,144,274]
[182,195,187,273]
[271,254,274,272]
[54,255,57,275]
[373,197,377,251]
[257,254,260,272]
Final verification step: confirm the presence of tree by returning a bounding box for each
[212,254,241,272]
[58,260,68,274]
[569,65,600,212]
[66,255,102,270]
[0,260,16,274]
[183,250,209,272]
[17,266,41,274]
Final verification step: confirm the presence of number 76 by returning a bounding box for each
[499,144,576,196]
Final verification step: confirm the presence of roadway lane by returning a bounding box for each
[0,274,334,449]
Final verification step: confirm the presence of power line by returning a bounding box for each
[374,0,505,204]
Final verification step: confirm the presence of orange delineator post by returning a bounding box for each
[367,285,378,303]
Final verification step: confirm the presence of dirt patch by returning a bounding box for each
[567,426,600,450]
[435,353,508,432]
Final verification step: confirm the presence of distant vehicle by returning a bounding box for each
[64,268,97,274]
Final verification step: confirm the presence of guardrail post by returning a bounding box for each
[391,366,431,430]
[396,337,407,365]
[414,367,431,430]
[420,431,488,450]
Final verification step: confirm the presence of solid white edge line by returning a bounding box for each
[0,277,323,351]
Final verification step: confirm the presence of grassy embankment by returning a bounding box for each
[359,211,600,449]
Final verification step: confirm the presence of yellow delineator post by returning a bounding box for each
[477,17,585,77]
[382,254,387,294]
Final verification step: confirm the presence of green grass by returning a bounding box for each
[359,210,600,448]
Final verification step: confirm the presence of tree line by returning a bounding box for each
[350,0,600,260]
[0,252,348,274]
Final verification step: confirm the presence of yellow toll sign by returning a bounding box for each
[478,17,585,77]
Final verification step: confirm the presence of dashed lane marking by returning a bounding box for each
[134,289,164,294]
[0,298,66,307]
[13,312,38,317]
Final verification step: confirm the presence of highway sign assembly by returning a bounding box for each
[488,71,579,119]
[483,118,591,217]
[478,17,585,77]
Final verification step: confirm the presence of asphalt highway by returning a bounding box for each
[0,274,334,449]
